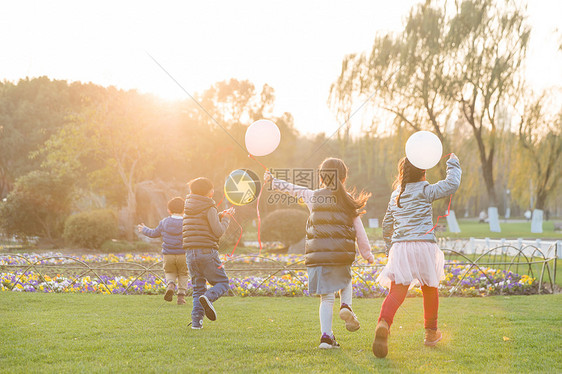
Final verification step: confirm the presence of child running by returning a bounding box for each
[138,197,187,305]
[183,177,234,330]
[373,154,461,358]
[265,158,375,349]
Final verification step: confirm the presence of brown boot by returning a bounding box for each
[177,294,186,305]
[164,283,175,302]
[372,319,390,358]
[424,328,442,346]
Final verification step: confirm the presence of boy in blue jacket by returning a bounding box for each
[138,197,187,305]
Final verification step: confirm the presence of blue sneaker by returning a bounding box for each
[199,295,217,321]
[318,333,340,349]
[191,319,203,330]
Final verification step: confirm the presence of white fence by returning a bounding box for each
[438,238,561,259]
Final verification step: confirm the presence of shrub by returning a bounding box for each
[99,239,134,253]
[100,240,158,253]
[134,241,157,252]
[63,209,118,249]
[261,209,309,247]
[0,171,73,241]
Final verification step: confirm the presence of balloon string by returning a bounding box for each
[256,186,264,255]
[247,153,267,255]
[218,212,243,269]
[216,196,224,207]
[248,154,268,171]
[424,152,453,235]
[424,194,453,235]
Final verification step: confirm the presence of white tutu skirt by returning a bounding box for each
[376,241,445,289]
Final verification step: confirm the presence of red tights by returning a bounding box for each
[378,282,439,329]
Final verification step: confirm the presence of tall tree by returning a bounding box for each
[331,0,531,231]
[0,77,109,198]
[41,88,160,240]
[517,89,562,231]
[193,79,280,180]
[330,1,457,157]
[0,78,74,197]
[450,0,530,210]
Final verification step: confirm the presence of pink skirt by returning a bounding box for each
[376,241,445,289]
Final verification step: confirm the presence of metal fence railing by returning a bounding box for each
[1,243,558,297]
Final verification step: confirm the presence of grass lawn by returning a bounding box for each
[1,293,560,373]
[365,220,562,240]
[445,220,562,240]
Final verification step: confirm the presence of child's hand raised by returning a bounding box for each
[449,153,458,161]
[264,170,273,183]
[137,224,145,232]
[220,207,235,217]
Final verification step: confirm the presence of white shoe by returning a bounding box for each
[199,295,217,321]
[318,333,340,349]
[339,305,360,332]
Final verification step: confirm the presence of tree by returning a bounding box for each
[0,170,73,241]
[0,78,72,197]
[517,90,562,231]
[261,209,309,249]
[40,88,161,240]
[450,0,530,226]
[36,79,288,241]
[331,0,532,230]
[330,1,456,165]
[200,79,275,125]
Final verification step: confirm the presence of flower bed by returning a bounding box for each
[441,264,538,296]
[0,252,538,297]
[0,253,161,266]
[0,252,384,266]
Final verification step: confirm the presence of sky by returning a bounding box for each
[1,0,561,135]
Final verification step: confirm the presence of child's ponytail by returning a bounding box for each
[393,157,425,208]
[319,158,371,217]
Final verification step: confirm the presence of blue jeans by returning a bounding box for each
[186,248,230,322]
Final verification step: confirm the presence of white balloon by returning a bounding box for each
[245,119,281,156]
[405,131,443,169]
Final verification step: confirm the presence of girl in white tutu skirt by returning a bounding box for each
[373,154,461,358]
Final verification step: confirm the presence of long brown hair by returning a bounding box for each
[319,158,371,217]
[393,157,426,208]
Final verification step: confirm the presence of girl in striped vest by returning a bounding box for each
[265,158,374,349]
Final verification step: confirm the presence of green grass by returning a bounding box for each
[1,293,560,373]
[445,220,562,240]
[365,220,562,240]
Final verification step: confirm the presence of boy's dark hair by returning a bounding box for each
[168,197,185,214]
[188,177,214,196]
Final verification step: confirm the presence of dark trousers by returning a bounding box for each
[186,248,230,322]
